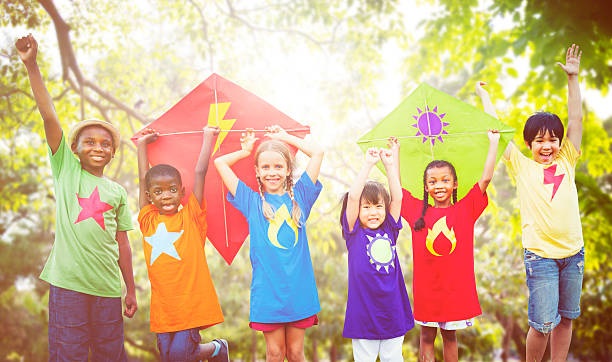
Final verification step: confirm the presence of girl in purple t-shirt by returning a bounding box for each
[339,138,414,362]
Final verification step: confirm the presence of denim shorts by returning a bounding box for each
[48,285,127,361]
[157,328,202,362]
[524,248,584,334]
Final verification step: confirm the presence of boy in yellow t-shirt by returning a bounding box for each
[137,127,229,361]
[477,44,584,362]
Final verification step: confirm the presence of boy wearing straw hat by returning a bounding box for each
[16,34,137,361]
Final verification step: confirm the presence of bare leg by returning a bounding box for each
[550,318,572,362]
[263,328,287,362]
[440,329,458,362]
[526,326,550,362]
[285,326,306,362]
[419,326,437,362]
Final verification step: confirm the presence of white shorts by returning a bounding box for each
[352,335,404,362]
[415,318,474,331]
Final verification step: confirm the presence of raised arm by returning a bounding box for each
[345,148,380,231]
[136,129,159,209]
[265,125,324,183]
[16,34,62,153]
[477,130,501,193]
[214,129,257,196]
[193,126,220,204]
[475,81,512,161]
[475,81,498,119]
[557,44,583,151]
[382,138,402,221]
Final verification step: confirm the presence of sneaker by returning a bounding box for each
[209,338,229,362]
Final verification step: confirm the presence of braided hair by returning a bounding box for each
[254,140,303,227]
[414,160,458,231]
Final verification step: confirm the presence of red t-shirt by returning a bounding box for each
[401,184,487,322]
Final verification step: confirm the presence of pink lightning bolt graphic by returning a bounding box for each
[543,164,564,201]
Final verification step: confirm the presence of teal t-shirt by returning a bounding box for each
[39,134,132,297]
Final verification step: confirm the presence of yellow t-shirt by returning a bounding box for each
[504,141,583,258]
[139,194,223,333]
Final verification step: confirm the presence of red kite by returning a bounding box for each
[132,73,309,264]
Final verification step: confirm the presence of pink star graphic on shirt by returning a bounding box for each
[75,187,113,230]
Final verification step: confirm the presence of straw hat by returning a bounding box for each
[68,119,121,150]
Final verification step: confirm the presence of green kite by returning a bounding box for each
[358,83,514,199]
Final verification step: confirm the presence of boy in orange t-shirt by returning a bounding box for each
[137,126,228,361]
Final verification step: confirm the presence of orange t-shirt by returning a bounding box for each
[139,194,223,333]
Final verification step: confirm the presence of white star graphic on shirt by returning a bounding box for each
[144,222,183,265]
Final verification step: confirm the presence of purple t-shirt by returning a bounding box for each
[341,211,415,339]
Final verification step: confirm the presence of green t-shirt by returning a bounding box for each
[39,134,132,297]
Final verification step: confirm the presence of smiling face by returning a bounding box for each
[425,166,458,208]
[71,125,115,176]
[146,174,185,215]
[358,196,387,230]
[527,130,560,165]
[255,150,291,195]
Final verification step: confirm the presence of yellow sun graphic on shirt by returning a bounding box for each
[366,233,396,274]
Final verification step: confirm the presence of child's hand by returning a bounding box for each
[387,136,399,152]
[15,34,38,64]
[137,128,159,145]
[264,124,288,140]
[380,148,393,166]
[475,81,489,98]
[365,147,381,166]
[204,125,220,136]
[241,128,257,153]
[488,129,500,143]
[557,44,581,76]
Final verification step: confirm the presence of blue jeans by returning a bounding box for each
[157,328,202,362]
[524,248,584,334]
[48,285,127,362]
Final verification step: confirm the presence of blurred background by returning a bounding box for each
[1,0,611,361]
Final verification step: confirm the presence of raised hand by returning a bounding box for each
[264,124,289,140]
[240,128,257,153]
[137,128,159,145]
[365,147,381,166]
[557,44,581,76]
[15,34,38,63]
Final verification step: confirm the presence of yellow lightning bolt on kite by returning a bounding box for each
[208,102,236,154]
[425,216,457,256]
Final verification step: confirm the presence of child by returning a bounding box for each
[16,34,137,360]
[340,138,414,362]
[137,127,229,362]
[214,125,323,362]
[400,124,500,362]
[480,44,584,362]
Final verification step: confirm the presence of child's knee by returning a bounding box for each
[440,329,457,342]
[420,327,437,344]
[266,348,285,362]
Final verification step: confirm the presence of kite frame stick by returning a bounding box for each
[156,127,311,136]
[356,129,514,144]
